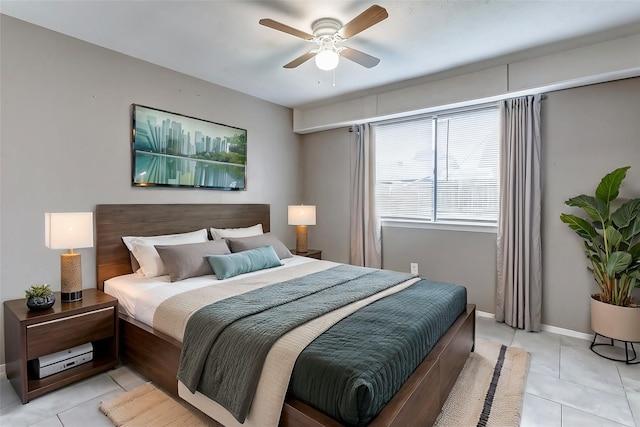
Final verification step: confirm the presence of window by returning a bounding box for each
[374,105,499,224]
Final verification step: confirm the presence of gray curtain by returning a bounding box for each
[350,124,382,268]
[496,95,542,332]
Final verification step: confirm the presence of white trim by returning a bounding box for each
[0,364,5,375]
[381,219,497,234]
[541,324,593,341]
[476,311,593,341]
[476,310,495,319]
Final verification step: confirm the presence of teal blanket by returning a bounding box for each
[177,264,414,423]
[290,279,467,426]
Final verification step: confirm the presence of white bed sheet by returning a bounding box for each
[104,255,315,329]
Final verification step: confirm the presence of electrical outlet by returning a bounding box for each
[410,263,419,275]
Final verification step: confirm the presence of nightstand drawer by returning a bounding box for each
[26,306,115,360]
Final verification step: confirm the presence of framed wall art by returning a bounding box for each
[131,104,247,190]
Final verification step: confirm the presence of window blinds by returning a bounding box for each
[375,106,499,223]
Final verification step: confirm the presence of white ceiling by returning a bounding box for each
[2,1,640,109]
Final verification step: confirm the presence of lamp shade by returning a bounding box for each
[315,49,339,71]
[288,205,316,226]
[45,212,94,250]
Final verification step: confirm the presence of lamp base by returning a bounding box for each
[61,252,83,302]
[61,290,83,302]
[295,225,309,253]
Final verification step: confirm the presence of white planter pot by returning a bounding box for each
[591,295,640,342]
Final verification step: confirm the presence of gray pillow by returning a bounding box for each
[155,240,231,282]
[226,233,293,259]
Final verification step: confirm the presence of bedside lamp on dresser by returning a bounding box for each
[288,205,322,259]
[45,212,94,302]
[288,205,316,254]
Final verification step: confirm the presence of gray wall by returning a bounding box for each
[301,128,352,264]
[382,227,497,314]
[0,16,301,365]
[542,78,640,333]
[302,77,640,334]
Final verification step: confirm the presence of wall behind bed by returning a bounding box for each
[0,15,302,367]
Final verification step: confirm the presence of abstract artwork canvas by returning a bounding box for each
[132,104,247,190]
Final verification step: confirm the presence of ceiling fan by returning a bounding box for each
[259,5,388,71]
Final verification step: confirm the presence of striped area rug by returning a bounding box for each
[100,338,529,427]
[434,338,530,427]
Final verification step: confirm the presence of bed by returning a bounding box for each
[95,203,476,427]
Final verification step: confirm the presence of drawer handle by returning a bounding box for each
[27,307,114,328]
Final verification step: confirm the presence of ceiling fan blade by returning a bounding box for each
[338,5,388,39]
[340,47,380,68]
[259,18,315,40]
[284,51,316,68]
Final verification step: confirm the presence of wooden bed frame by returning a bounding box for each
[95,204,476,427]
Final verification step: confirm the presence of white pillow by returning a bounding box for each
[122,229,208,278]
[210,224,263,240]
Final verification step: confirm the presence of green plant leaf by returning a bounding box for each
[586,250,601,264]
[560,213,598,239]
[604,226,623,250]
[612,199,640,229]
[584,244,601,259]
[565,195,608,224]
[25,284,52,298]
[628,242,640,261]
[620,215,640,243]
[606,251,632,277]
[592,234,604,251]
[595,166,630,202]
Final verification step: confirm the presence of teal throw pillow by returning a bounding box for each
[205,245,283,280]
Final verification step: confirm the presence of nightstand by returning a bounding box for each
[290,248,322,260]
[4,289,119,403]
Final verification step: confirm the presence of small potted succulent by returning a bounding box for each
[25,284,56,311]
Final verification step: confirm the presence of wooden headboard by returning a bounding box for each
[95,204,270,290]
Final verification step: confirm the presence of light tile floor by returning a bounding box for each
[0,316,638,426]
[477,316,640,427]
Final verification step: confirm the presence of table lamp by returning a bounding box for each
[288,205,316,253]
[45,212,94,302]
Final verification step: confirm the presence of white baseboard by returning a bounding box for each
[476,310,495,319]
[476,310,593,341]
[1,363,5,375]
[540,324,593,341]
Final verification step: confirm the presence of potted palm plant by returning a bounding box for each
[560,166,640,344]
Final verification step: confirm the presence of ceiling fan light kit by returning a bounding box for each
[311,18,342,71]
[259,5,388,72]
[315,49,340,71]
